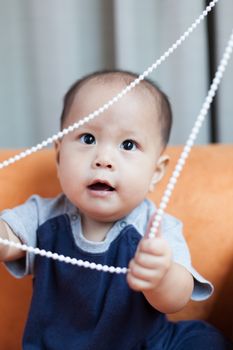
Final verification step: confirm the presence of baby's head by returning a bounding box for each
[56,70,172,223]
[60,70,172,150]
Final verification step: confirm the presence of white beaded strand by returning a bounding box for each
[0,237,128,274]
[0,0,219,170]
[1,21,232,272]
[148,27,233,238]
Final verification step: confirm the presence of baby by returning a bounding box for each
[0,71,231,349]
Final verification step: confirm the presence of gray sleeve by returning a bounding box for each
[0,194,67,278]
[161,214,213,301]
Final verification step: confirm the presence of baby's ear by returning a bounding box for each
[149,155,169,192]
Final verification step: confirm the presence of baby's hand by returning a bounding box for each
[127,236,172,292]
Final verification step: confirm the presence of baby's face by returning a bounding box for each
[56,80,165,222]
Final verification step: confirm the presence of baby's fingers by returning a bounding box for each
[127,262,156,291]
[128,258,165,281]
[137,237,171,258]
[127,273,154,291]
[133,251,159,269]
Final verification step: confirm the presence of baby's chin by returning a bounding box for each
[82,209,131,224]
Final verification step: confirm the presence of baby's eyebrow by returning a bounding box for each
[72,122,95,131]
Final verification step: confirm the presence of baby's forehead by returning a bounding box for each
[80,74,158,97]
[75,75,161,114]
[77,79,160,131]
[76,79,158,118]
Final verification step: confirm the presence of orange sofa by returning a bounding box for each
[0,145,232,349]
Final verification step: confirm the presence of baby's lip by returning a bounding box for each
[87,179,115,192]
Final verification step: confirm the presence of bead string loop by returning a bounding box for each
[1,1,232,275]
[0,237,128,274]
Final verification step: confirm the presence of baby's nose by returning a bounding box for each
[93,150,115,169]
[95,159,113,169]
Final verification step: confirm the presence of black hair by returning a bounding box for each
[60,70,172,147]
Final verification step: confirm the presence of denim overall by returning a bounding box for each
[23,214,231,349]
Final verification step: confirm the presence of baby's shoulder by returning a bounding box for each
[161,212,183,233]
[24,193,73,223]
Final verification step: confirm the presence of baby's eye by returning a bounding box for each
[120,139,137,151]
[80,133,96,144]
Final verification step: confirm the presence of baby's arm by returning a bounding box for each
[0,219,25,261]
[127,236,194,313]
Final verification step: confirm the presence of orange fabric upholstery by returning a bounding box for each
[0,145,232,348]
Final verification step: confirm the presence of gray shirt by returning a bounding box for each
[0,194,213,301]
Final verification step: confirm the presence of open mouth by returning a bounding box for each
[88,182,115,192]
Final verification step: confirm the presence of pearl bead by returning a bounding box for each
[112,96,118,102]
[109,266,115,273]
[90,263,96,269]
[96,264,102,271]
[130,81,137,88]
[118,91,125,99]
[83,117,90,123]
[138,74,145,81]
[170,177,177,185]
[195,120,202,128]
[173,170,180,179]
[57,131,64,138]
[47,137,53,144]
[191,126,199,135]
[34,248,40,254]
[175,164,183,172]
[157,208,164,216]
[167,183,175,191]
[83,261,90,268]
[146,66,153,74]
[160,202,167,210]
[152,220,160,228]
[40,249,46,256]
[42,140,48,147]
[177,158,185,166]
[124,86,131,93]
[62,129,69,135]
[68,258,75,265]
[149,227,157,235]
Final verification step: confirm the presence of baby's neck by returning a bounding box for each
[81,215,114,242]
